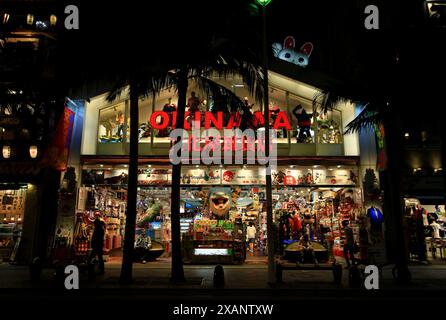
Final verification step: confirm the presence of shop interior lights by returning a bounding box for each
[50,14,57,26]
[27,14,34,25]
[3,13,10,24]
[2,145,11,158]
[29,145,38,158]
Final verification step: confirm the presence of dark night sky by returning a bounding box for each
[42,0,445,103]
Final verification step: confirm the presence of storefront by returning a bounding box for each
[66,159,365,265]
[0,185,27,263]
[58,70,381,266]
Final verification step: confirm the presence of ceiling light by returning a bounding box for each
[50,14,57,26]
[29,145,38,159]
[27,14,34,25]
[2,145,11,159]
[3,13,10,24]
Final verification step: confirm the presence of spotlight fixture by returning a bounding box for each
[27,14,34,25]
[3,13,10,24]
[2,145,11,158]
[29,145,38,158]
[50,14,57,26]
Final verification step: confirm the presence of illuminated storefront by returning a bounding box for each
[60,70,379,265]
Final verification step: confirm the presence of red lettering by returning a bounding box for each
[205,112,223,129]
[227,112,242,129]
[150,111,292,131]
[183,112,191,130]
[273,111,292,130]
[150,111,169,130]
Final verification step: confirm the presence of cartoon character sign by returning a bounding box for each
[272,36,313,68]
[209,187,231,218]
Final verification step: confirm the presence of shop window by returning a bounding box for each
[269,88,289,144]
[273,186,365,263]
[287,93,315,144]
[98,103,127,143]
[0,188,26,262]
[316,109,343,144]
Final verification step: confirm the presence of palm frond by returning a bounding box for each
[344,103,384,134]
[106,75,129,102]
[195,76,245,112]
[207,57,264,106]
[312,89,350,114]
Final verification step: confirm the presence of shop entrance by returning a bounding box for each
[0,186,26,263]
[180,185,267,265]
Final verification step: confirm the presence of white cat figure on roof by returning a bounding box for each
[272,36,313,68]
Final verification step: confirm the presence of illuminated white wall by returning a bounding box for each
[338,101,360,156]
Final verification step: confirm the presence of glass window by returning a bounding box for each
[316,109,343,144]
[98,102,127,143]
[288,93,315,144]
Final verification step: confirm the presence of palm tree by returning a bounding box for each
[313,91,411,284]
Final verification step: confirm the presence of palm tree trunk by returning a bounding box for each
[382,108,411,284]
[441,128,446,211]
[261,5,276,284]
[170,70,187,282]
[120,80,139,283]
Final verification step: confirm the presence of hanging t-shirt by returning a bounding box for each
[247,225,256,239]
[430,222,441,239]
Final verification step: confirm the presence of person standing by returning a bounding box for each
[116,111,125,140]
[246,222,256,253]
[342,220,356,268]
[88,213,106,274]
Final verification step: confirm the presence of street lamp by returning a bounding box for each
[256,0,276,284]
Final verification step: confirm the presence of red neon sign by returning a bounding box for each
[149,111,291,130]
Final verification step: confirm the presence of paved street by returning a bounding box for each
[2,260,446,291]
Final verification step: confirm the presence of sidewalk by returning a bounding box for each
[2,260,446,290]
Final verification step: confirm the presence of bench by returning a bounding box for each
[276,260,343,284]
